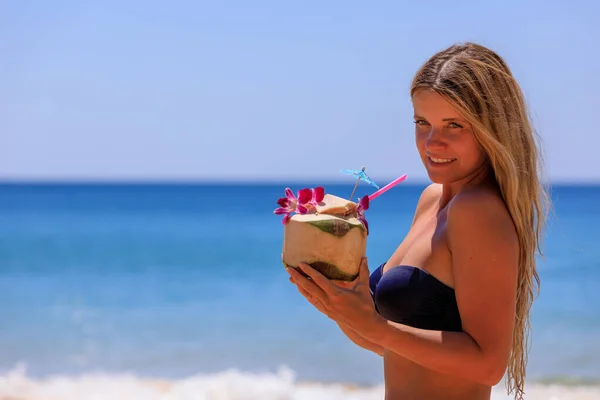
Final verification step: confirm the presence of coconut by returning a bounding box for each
[281,194,367,281]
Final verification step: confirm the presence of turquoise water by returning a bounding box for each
[0,182,599,386]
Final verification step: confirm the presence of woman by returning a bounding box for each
[286,42,549,400]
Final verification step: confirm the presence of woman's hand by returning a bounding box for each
[287,257,382,334]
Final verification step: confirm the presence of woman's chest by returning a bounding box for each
[384,211,454,288]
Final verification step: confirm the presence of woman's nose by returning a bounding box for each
[424,127,447,150]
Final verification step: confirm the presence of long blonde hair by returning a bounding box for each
[410,42,550,399]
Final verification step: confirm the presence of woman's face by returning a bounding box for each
[412,89,488,186]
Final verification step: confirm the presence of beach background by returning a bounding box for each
[2,0,600,399]
[1,182,599,400]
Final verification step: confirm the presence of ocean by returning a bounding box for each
[1,182,599,400]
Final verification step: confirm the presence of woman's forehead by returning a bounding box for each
[412,91,466,120]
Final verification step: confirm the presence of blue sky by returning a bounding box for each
[1,1,598,183]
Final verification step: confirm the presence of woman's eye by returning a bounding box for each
[448,122,463,129]
[414,119,428,126]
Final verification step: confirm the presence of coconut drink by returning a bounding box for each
[274,167,407,282]
[279,190,370,281]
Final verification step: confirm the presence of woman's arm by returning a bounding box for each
[361,191,519,386]
[336,184,439,358]
[336,321,384,356]
[329,280,384,356]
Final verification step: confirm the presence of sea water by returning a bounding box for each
[0,182,599,399]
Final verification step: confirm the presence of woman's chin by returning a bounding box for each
[426,170,453,185]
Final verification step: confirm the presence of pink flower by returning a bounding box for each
[356,195,370,234]
[274,187,325,224]
[304,186,325,212]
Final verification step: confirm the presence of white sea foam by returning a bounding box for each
[1,364,599,400]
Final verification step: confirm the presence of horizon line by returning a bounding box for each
[0,177,599,186]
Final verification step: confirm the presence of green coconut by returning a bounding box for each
[281,194,367,281]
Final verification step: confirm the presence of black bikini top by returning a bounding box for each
[369,263,462,332]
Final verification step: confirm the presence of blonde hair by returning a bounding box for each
[410,42,550,399]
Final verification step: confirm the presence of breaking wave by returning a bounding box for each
[1,364,599,400]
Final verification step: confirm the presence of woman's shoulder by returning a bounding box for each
[447,185,518,250]
[411,183,443,225]
[449,185,510,218]
[419,182,443,203]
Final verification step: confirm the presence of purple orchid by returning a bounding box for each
[274,187,325,224]
[356,194,370,234]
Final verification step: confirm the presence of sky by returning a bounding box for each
[1,0,599,184]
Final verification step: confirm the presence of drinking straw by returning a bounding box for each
[368,174,407,201]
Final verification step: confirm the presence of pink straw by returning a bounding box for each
[368,174,407,201]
